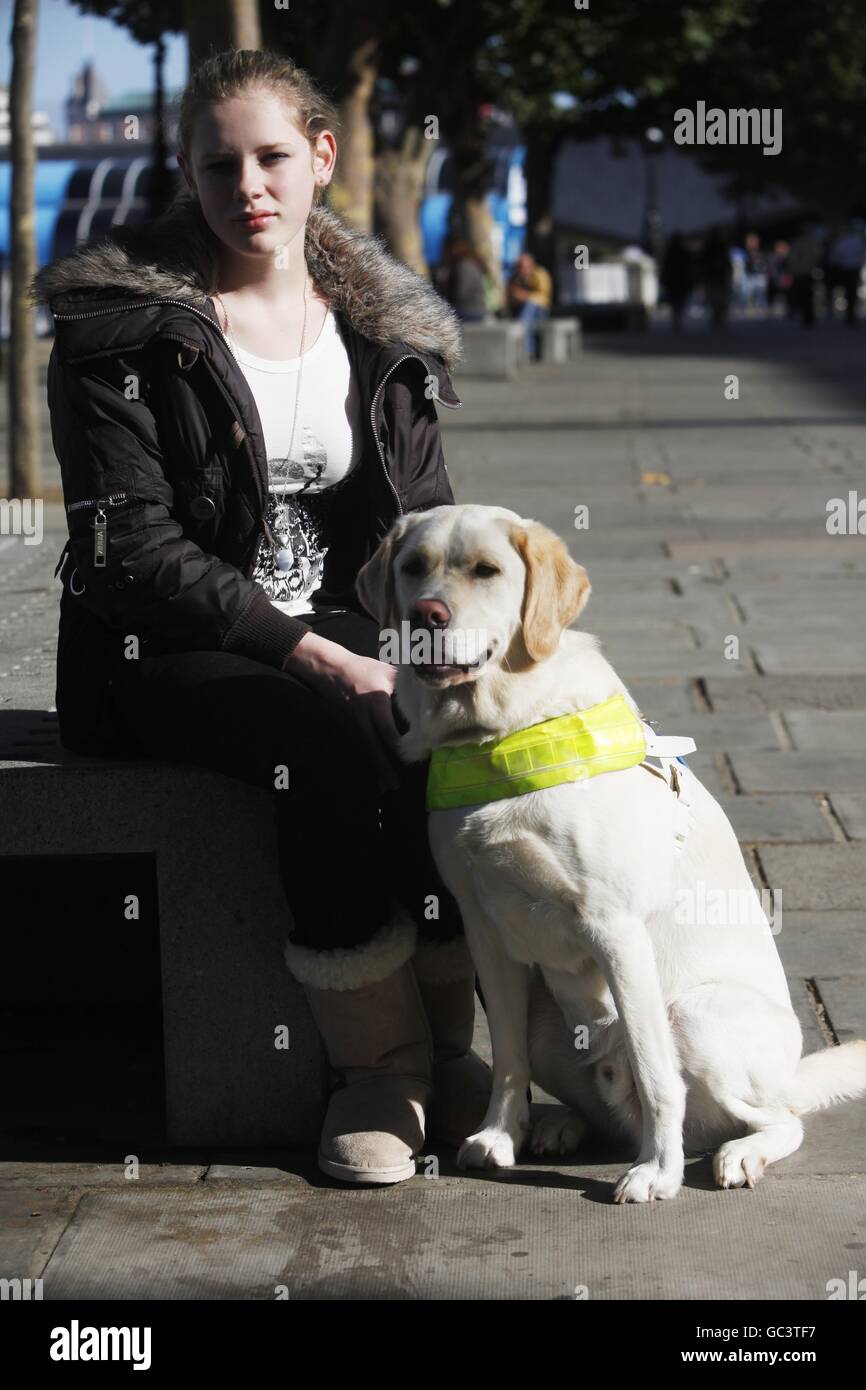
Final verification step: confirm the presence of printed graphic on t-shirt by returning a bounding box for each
[253,424,336,607]
[253,489,328,607]
[269,426,328,493]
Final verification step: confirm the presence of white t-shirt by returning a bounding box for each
[233,309,364,616]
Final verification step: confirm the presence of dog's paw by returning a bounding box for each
[530,1109,587,1157]
[613,1159,684,1204]
[457,1127,523,1170]
[713,1138,768,1190]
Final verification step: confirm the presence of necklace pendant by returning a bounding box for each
[275,546,293,572]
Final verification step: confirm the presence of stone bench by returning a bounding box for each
[455,319,528,378]
[536,317,582,363]
[0,709,326,1149]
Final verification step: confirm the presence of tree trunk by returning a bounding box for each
[446,120,499,308]
[183,0,261,73]
[326,35,379,233]
[150,35,173,221]
[8,0,40,501]
[523,122,561,275]
[375,125,434,275]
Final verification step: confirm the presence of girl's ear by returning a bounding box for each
[310,130,337,187]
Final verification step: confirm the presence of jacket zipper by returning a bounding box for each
[65,492,132,571]
[54,299,462,559]
[53,299,268,575]
[67,491,130,512]
[52,298,222,329]
[370,352,462,518]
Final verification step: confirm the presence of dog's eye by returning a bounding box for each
[402,555,426,576]
[473,563,500,578]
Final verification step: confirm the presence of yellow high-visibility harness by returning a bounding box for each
[426,692,696,849]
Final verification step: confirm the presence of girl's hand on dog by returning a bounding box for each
[283,632,403,792]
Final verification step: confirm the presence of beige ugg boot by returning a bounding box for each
[285,913,434,1184]
[412,936,493,1148]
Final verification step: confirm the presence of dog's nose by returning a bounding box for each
[412,597,451,628]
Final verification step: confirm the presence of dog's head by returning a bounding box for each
[356,503,591,688]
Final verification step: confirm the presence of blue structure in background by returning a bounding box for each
[419,143,527,274]
[0,156,175,274]
[0,140,527,332]
[0,161,78,267]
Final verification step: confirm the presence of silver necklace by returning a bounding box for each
[214,272,311,573]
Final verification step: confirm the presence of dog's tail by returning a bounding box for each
[786,1040,866,1116]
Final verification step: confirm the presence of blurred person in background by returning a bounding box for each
[700,227,732,328]
[659,230,694,331]
[506,250,552,359]
[440,239,488,323]
[787,221,823,327]
[828,217,866,325]
[739,231,768,312]
[766,240,792,315]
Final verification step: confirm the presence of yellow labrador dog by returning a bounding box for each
[356,504,866,1202]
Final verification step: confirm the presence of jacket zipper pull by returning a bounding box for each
[93,507,108,568]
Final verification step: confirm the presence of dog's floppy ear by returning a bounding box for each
[509,521,591,662]
[355,515,413,630]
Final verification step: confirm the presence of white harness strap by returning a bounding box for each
[639,721,697,853]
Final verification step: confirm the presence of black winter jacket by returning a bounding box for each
[30,193,463,756]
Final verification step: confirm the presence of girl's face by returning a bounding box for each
[178,89,335,262]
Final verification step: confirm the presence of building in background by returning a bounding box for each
[1,67,811,335]
[0,86,57,146]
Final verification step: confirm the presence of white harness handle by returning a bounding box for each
[640,722,697,852]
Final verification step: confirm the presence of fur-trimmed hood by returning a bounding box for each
[30,190,463,373]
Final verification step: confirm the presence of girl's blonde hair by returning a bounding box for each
[177,48,340,207]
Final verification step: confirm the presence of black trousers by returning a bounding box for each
[106,606,466,954]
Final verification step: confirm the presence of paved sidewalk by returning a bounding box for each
[1,316,865,1299]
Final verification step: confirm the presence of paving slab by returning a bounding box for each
[737,593,866,622]
[731,753,866,793]
[26,1175,866,1300]
[813,977,866,1044]
[668,713,783,750]
[666,538,866,560]
[703,674,866,712]
[718,554,866,579]
[752,643,866,676]
[0,1163,207,1188]
[610,645,757,678]
[757,846,866,911]
[775,913,866,978]
[784,711,866,751]
[784,1103,866,1178]
[0,1188,81,1283]
[831,796,866,840]
[718,794,834,843]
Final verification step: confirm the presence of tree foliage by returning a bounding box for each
[69,0,866,215]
